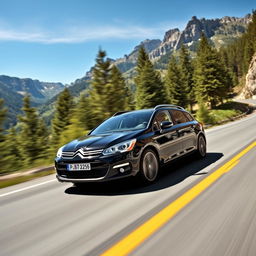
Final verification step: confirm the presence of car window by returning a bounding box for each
[170,110,188,124]
[153,111,172,131]
[183,112,194,121]
[90,110,153,135]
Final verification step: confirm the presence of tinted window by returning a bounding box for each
[170,110,188,124]
[153,111,172,131]
[184,112,194,121]
[91,110,153,135]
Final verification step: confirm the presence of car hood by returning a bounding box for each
[62,130,143,152]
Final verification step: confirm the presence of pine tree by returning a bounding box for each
[0,99,7,173]
[194,33,231,108]
[88,49,132,126]
[105,65,130,114]
[0,99,6,142]
[51,88,73,155]
[135,47,168,109]
[18,95,41,165]
[89,49,112,126]
[134,47,149,86]
[1,127,22,173]
[219,11,256,84]
[60,93,92,145]
[165,55,188,107]
[36,119,49,160]
[179,45,195,110]
[196,101,212,124]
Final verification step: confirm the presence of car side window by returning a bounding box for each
[153,111,172,131]
[170,110,188,124]
[184,112,194,121]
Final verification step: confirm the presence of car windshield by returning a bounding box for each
[90,110,154,135]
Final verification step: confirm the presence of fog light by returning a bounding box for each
[120,168,125,173]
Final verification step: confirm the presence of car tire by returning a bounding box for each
[195,135,207,158]
[139,149,159,184]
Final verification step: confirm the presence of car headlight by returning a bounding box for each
[102,139,136,156]
[56,146,64,158]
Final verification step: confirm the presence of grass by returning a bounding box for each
[196,101,249,125]
[209,109,242,123]
[0,169,55,189]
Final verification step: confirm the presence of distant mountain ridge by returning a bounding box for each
[37,13,252,127]
[0,75,65,103]
[0,13,252,129]
[110,14,251,75]
[0,75,65,128]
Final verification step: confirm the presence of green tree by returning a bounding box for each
[51,88,73,155]
[179,45,195,110]
[36,119,49,160]
[196,101,212,124]
[0,99,7,173]
[89,49,112,126]
[0,99,6,142]
[165,56,185,106]
[18,95,41,165]
[105,65,131,114]
[134,47,149,86]
[194,33,231,108]
[135,47,168,109]
[2,127,22,173]
[219,11,256,84]
[60,93,92,145]
[243,11,256,72]
[88,50,132,126]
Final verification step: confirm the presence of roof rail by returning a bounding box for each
[154,104,184,110]
[113,111,130,116]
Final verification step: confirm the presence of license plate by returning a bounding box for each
[67,163,91,171]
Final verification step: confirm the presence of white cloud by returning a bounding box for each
[0,24,167,44]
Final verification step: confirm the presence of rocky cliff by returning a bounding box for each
[150,15,251,59]
[241,54,256,98]
[110,14,252,73]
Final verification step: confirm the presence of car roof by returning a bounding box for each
[113,105,187,117]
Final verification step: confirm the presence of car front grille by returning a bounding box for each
[62,148,103,159]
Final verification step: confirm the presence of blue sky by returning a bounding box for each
[0,0,254,84]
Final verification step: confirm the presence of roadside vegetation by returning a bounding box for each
[0,169,55,189]
[0,11,255,178]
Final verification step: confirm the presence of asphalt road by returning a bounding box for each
[1,108,256,256]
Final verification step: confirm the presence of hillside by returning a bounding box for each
[1,13,251,128]
[0,75,65,128]
[39,76,90,126]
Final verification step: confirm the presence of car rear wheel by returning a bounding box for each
[196,135,206,158]
[139,149,159,183]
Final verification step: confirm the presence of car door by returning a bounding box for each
[152,110,181,162]
[169,110,197,154]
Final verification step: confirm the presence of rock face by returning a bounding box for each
[150,29,180,59]
[114,39,161,73]
[241,54,256,98]
[74,14,251,85]
[150,15,251,59]
[112,14,251,69]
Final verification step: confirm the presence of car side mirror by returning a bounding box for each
[160,121,173,130]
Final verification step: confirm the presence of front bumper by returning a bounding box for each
[55,151,140,183]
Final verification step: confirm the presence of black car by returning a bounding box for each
[55,105,206,185]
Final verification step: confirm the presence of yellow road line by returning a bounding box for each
[101,141,256,256]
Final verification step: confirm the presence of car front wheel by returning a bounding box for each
[139,149,159,183]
